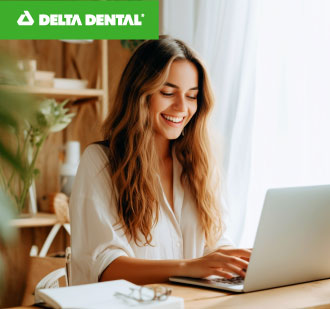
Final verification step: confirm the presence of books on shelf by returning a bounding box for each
[36,279,184,309]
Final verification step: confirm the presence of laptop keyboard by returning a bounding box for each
[207,276,245,286]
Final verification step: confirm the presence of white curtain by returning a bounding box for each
[161,0,330,247]
[160,0,195,46]
[240,0,330,246]
[161,0,258,245]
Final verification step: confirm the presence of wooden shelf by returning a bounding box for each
[1,40,108,120]
[11,212,58,228]
[1,85,105,100]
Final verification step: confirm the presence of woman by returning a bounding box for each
[69,36,251,286]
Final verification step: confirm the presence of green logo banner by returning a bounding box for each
[0,1,159,39]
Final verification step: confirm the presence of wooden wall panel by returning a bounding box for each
[36,131,63,212]
[108,40,131,111]
[63,42,99,87]
[0,40,64,76]
[65,103,102,149]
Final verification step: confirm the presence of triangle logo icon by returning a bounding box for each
[17,11,34,26]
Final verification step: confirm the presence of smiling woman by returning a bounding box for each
[150,60,198,140]
[69,35,251,286]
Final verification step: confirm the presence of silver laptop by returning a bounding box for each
[170,185,330,292]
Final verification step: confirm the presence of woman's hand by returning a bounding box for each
[184,247,252,279]
[101,247,251,285]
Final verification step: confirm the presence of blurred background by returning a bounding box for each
[1,0,330,306]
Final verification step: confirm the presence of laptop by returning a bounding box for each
[170,184,330,292]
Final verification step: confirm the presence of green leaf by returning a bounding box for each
[0,140,25,176]
[0,111,18,129]
[0,189,17,244]
[33,168,40,176]
[36,112,48,128]
[59,99,69,108]
[120,40,144,51]
[0,91,39,126]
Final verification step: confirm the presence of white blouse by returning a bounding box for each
[69,144,233,285]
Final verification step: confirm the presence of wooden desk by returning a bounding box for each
[166,279,330,308]
[12,279,330,308]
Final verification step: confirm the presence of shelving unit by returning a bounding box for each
[0,39,127,303]
[11,213,71,257]
[11,212,58,228]
[1,84,104,100]
[2,40,109,121]
[7,41,109,249]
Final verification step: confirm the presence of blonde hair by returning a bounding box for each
[102,36,222,248]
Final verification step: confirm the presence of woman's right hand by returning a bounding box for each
[100,248,251,285]
[183,247,251,279]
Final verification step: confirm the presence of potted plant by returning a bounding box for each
[0,52,75,307]
[0,52,39,307]
[0,98,75,213]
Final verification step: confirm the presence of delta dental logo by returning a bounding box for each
[0,1,157,39]
[17,11,34,25]
[17,11,144,26]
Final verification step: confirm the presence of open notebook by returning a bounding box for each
[36,279,183,309]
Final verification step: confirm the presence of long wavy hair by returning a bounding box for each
[102,36,222,248]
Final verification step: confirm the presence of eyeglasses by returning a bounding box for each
[114,285,172,304]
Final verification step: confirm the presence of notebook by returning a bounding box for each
[36,279,184,308]
[170,184,330,292]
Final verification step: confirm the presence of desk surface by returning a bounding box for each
[166,279,330,308]
[13,278,330,309]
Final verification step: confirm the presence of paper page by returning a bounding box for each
[37,279,184,309]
